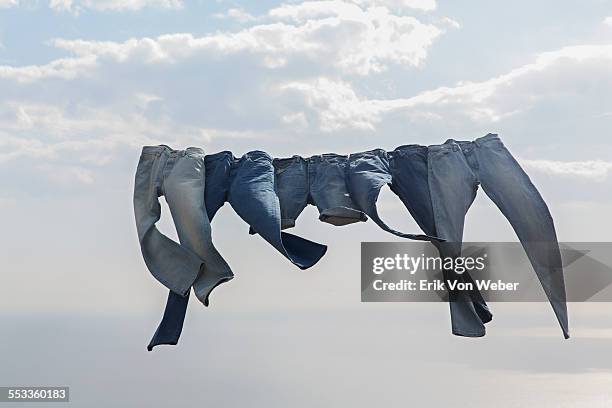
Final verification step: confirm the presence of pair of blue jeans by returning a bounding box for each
[347,148,443,241]
[147,150,328,350]
[133,146,234,303]
[133,146,235,350]
[271,154,367,229]
[389,144,492,337]
[425,134,568,338]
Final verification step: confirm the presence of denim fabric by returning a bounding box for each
[272,156,308,229]
[272,154,367,228]
[148,150,328,351]
[389,145,492,337]
[308,154,368,226]
[147,289,190,351]
[347,148,441,241]
[231,151,328,267]
[133,145,234,301]
[428,133,569,339]
[148,150,236,351]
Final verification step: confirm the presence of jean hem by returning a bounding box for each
[319,207,368,226]
[195,274,235,307]
[452,329,486,337]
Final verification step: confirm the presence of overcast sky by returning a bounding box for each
[1,1,612,406]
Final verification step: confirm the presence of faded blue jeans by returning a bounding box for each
[389,144,492,337]
[134,145,234,301]
[133,146,234,350]
[427,133,569,338]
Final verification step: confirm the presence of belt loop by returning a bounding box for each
[474,139,482,148]
[452,144,459,152]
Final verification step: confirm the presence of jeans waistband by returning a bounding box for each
[390,144,427,157]
[234,150,273,165]
[308,153,349,163]
[428,133,501,153]
[141,145,205,157]
[273,155,305,166]
[205,150,234,163]
[349,148,387,160]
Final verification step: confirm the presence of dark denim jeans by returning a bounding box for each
[389,144,492,337]
[427,133,568,338]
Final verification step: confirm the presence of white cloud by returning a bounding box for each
[604,16,612,27]
[0,56,97,83]
[0,98,172,165]
[49,0,73,12]
[37,163,95,184]
[281,44,612,130]
[0,94,273,170]
[2,1,447,80]
[0,0,18,7]
[49,0,183,14]
[281,112,309,128]
[280,78,381,131]
[352,0,436,11]
[265,1,444,73]
[3,0,609,190]
[213,7,256,23]
[437,16,460,29]
[521,159,612,181]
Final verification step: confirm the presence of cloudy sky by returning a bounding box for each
[1,0,612,406]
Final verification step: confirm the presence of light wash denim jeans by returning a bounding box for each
[133,146,235,350]
[427,134,569,338]
[133,145,234,300]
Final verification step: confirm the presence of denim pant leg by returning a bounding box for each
[308,154,367,226]
[348,149,440,241]
[133,150,202,297]
[229,151,327,269]
[274,156,309,230]
[473,137,569,338]
[390,147,492,324]
[148,150,234,351]
[427,146,487,337]
[164,152,234,306]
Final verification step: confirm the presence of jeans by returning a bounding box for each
[272,154,367,229]
[389,144,492,337]
[347,148,441,241]
[133,146,235,350]
[232,151,329,267]
[148,150,328,350]
[133,145,234,300]
[427,133,569,338]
